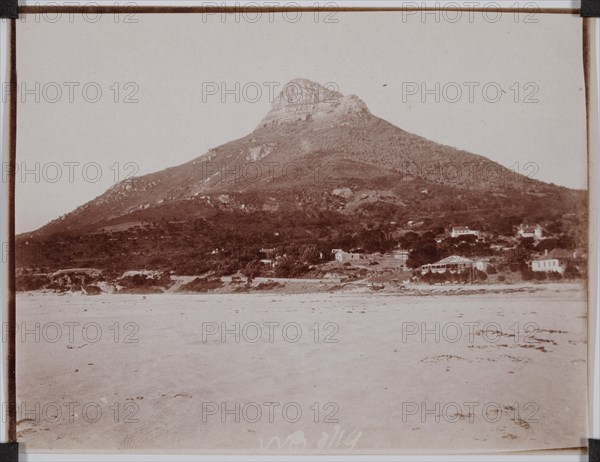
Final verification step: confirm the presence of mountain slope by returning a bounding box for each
[25,78,581,238]
[17,79,586,271]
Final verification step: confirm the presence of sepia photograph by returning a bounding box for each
[2,3,598,457]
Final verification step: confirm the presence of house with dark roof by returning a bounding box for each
[531,249,576,274]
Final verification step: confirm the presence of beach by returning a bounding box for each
[15,283,588,453]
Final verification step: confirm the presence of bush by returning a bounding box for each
[564,263,582,279]
[274,259,309,278]
[16,274,48,292]
[533,271,548,281]
[213,261,240,278]
[242,260,262,280]
[118,272,173,293]
[83,285,102,295]
[475,270,488,282]
[255,281,284,291]
[178,277,224,292]
[521,269,534,281]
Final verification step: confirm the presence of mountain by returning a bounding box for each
[17,79,586,272]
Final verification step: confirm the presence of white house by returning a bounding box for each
[518,224,543,240]
[259,259,276,268]
[421,255,474,274]
[451,226,480,238]
[393,250,410,270]
[393,249,409,261]
[421,256,490,274]
[333,249,362,263]
[473,260,490,272]
[531,249,574,274]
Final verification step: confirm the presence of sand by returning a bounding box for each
[15,283,588,454]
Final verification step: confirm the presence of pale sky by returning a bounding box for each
[15,11,587,233]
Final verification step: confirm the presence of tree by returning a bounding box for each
[564,263,581,279]
[398,232,419,250]
[557,234,576,249]
[432,226,445,237]
[533,271,548,281]
[407,241,439,268]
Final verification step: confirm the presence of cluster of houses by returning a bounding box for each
[330,224,582,277]
[450,224,544,241]
[253,222,581,279]
[330,248,492,276]
[417,249,580,276]
[446,224,582,274]
[332,249,411,271]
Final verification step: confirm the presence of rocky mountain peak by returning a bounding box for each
[257,78,372,129]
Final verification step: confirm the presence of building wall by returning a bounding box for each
[421,263,472,274]
[451,230,479,238]
[518,227,543,239]
[532,259,564,273]
[336,252,361,262]
[474,261,489,272]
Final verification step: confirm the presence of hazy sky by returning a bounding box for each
[15,11,587,233]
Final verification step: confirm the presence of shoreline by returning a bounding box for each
[16,281,586,297]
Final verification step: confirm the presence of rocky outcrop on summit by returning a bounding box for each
[258,78,372,128]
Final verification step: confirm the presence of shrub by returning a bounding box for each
[16,274,48,292]
[475,270,488,282]
[564,263,582,279]
[178,277,223,292]
[255,282,284,291]
[83,285,102,295]
[533,271,548,281]
[118,272,173,293]
[242,260,262,280]
[521,269,534,281]
[547,271,563,281]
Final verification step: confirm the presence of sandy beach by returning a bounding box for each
[15,283,588,454]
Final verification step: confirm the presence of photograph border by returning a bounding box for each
[1,2,598,460]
